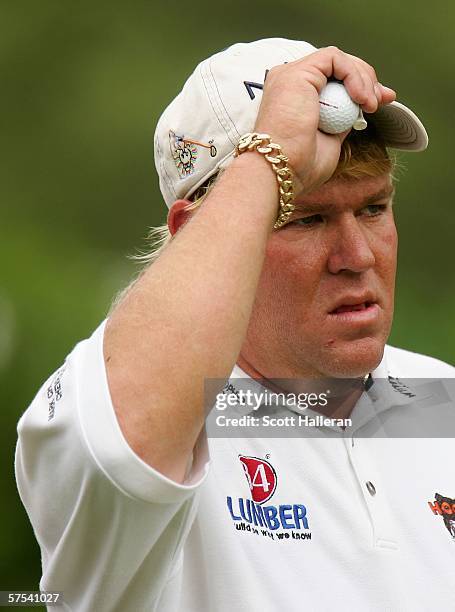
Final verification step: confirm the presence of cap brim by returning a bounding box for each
[368,101,428,152]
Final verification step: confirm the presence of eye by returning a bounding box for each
[291,214,324,227]
[362,204,388,216]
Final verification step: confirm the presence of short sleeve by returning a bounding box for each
[15,321,210,611]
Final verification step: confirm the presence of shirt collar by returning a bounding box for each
[223,347,433,431]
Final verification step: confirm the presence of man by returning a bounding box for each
[16,39,455,611]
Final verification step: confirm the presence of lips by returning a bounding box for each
[329,294,377,315]
[332,302,371,314]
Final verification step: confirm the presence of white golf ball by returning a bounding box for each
[318,82,361,134]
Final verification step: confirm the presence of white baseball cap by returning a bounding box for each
[154,38,428,208]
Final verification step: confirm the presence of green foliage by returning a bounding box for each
[1,0,453,590]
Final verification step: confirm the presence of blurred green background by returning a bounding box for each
[1,0,453,596]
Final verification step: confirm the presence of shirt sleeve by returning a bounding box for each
[15,321,210,612]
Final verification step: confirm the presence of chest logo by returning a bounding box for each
[226,455,310,537]
[239,455,277,504]
[428,493,455,539]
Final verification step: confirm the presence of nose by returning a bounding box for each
[327,215,376,274]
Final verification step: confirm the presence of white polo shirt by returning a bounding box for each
[15,322,455,611]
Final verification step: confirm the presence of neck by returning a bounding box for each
[236,353,367,419]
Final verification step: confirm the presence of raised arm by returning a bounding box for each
[103,47,394,482]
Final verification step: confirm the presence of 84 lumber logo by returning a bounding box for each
[239,455,277,504]
[226,455,311,540]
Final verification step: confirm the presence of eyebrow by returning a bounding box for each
[293,185,396,215]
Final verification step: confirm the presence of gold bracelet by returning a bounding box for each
[234,132,296,229]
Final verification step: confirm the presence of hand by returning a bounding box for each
[253,46,396,194]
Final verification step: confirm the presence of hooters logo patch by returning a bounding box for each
[428,492,455,539]
[239,455,277,504]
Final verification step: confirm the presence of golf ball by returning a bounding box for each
[318,82,364,134]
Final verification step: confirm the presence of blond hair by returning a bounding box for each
[106,129,396,312]
[109,129,398,314]
[136,127,396,267]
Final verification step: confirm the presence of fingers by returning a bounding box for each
[328,47,384,113]
[266,62,327,94]
[347,53,396,106]
[377,83,396,104]
[291,46,396,113]
[346,52,380,110]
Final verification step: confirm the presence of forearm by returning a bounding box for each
[104,153,277,480]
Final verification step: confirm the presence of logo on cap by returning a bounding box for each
[239,455,277,504]
[169,131,198,178]
[169,131,217,179]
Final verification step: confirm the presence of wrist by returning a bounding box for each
[235,133,300,229]
[210,152,279,227]
[230,150,280,205]
[231,149,277,184]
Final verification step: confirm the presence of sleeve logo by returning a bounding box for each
[428,493,455,540]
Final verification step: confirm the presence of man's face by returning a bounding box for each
[240,173,397,378]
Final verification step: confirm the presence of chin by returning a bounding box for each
[319,336,386,378]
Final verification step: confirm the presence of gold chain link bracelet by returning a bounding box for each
[234,132,296,229]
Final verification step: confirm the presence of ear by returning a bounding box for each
[167,199,193,236]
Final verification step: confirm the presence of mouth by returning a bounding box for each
[330,301,374,315]
[327,298,380,326]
